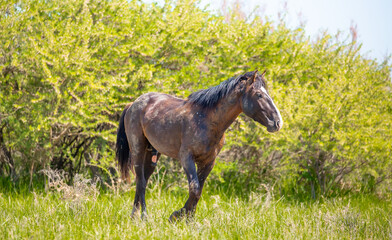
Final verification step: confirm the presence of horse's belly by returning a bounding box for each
[147,135,181,159]
[143,121,182,159]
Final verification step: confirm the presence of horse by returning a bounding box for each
[116,70,282,221]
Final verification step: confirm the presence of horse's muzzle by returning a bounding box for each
[267,119,282,132]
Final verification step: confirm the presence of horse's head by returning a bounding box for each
[240,70,283,132]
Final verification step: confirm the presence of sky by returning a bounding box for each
[198,0,392,63]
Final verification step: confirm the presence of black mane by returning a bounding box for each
[187,76,240,108]
[187,71,261,108]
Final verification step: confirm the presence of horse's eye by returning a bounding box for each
[256,92,263,98]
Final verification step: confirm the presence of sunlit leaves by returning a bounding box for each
[0,0,391,195]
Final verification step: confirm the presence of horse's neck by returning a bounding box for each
[210,95,242,135]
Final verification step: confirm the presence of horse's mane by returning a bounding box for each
[187,71,262,108]
[187,75,240,108]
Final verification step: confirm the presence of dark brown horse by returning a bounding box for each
[116,70,282,221]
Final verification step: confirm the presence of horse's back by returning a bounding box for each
[130,92,186,119]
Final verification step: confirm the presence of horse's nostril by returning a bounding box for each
[275,120,280,129]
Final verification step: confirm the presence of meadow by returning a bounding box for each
[1,173,392,239]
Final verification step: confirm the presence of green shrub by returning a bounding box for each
[1,0,391,197]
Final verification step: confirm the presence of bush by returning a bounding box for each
[1,0,391,197]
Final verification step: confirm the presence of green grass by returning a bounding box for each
[1,180,391,240]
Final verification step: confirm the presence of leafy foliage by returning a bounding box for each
[1,0,391,197]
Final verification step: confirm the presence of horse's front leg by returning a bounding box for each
[184,160,215,217]
[169,154,206,222]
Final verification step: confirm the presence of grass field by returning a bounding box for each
[1,176,391,240]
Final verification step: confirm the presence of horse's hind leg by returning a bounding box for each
[130,142,161,220]
[132,152,149,219]
[127,131,149,219]
[144,145,161,182]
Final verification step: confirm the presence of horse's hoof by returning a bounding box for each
[131,207,139,220]
[131,211,137,220]
[168,208,186,223]
[141,211,148,221]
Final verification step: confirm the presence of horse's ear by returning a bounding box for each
[246,70,258,86]
[242,70,258,90]
[252,70,258,82]
[261,70,267,78]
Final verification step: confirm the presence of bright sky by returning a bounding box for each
[199,0,392,63]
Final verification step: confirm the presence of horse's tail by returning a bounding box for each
[116,103,133,183]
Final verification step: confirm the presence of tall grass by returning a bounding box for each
[1,174,391,239]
